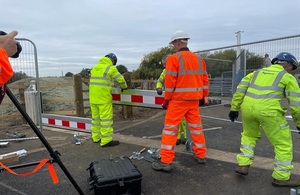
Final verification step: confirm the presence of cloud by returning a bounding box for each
[2,0,300,77]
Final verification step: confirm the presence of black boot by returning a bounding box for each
[101,140,120,147]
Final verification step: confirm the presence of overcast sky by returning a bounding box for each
[2,0,300,77]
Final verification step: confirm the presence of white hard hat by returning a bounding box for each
[169,30,190,44]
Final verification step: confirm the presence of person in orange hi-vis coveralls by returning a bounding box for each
[0,31,19,104]
[0,31,18,86]
[152,30,209,172]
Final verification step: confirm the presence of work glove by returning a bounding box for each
[156,88,163,95]
[228,111,239,122]
[199,97,209,107]
[199,98,205,107]
[297,127,300,134]
[121,88,127,93]
[161,100,169,110]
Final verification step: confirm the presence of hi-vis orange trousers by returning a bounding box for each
[160,100,206,164]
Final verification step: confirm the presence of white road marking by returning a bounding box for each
[143,127,222,139]
[0,181,28,195]
[203,127,222,131]
[114,133,300,175]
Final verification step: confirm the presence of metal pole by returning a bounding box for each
[243,50,247,76]
[235,31,243,73]
[6,87,84,195]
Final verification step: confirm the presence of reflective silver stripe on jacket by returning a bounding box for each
[165,87,203,92]
[245,69,286,98]
[286,91,300,106]
[165,53,206,93]
[244,92,283,99]
[90,76,112,81]
[280,123,289,129]
[158,77,164,83]
[90,66,113,86]
[89,82,113,87]
[236,88,247,93]
[238,81,250,87]
[175,53,205,75]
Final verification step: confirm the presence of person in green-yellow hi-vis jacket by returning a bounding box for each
[89,53,127,147]
[229,52,300,187]
[156,55,187,145]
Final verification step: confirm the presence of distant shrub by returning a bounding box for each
[65,72,74,77]
[7,71,30,84]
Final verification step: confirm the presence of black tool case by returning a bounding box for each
[87,156,142,195]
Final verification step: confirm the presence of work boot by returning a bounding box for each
[234,165,250,175]
[272,177,300,187]
[151,161,173,172]
[176,139,181,145]
[193,153,206,164]
[101,140,119,147]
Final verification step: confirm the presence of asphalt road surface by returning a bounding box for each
[1,99,300,195]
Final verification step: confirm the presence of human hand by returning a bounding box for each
[156,88,162,95]
[204,97,209,106]
[161,100,169,109]
[228,111,239,122]
[0,31,18,57]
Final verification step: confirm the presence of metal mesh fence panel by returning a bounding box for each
[1,38,41,126]
[197,34,300,96]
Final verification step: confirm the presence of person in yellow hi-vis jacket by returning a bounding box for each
[156,55,187,145]
[89,53,127,147]
[229,52,300,187]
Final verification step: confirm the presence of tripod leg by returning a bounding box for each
[5,86,84,195]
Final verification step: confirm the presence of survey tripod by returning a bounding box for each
[0,86,84,195]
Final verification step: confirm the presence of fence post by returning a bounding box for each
[149,77,155,90]
[73,74,84,117]
[121,72,132,118]
[24,80,38,125]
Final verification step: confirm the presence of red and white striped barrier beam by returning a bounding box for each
[42,114,92,132]
[112,88,165,108]
[41,89,222,131]
[42,89,164,131]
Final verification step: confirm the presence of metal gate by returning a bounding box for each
[2,38,43,130]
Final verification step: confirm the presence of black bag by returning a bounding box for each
[87,156,142,195]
